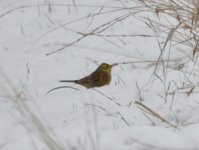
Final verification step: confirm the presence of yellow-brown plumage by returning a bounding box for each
[59,63,112,88]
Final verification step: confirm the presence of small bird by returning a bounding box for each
[47,63,112,94]
[59,63,112,88]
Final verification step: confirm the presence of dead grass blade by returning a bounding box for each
[139,0,199,57]
[111,59,182,67]
[0,68,66,150]
[93,89,121,106]
[121,116,130,126]
[46,13,131,56]
[46,86,79,94]
[135,101,179,129]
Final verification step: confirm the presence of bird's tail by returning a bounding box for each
[59,80,77,83]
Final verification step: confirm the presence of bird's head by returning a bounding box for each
[99,63,112,73]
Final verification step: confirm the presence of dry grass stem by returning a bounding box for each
[135,101,179,129]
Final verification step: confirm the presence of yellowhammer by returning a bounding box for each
[47,63,112,93]
[60,63,112,88]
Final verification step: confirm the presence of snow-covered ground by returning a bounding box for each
[1,0,199,149]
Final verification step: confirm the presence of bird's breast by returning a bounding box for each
[101,72,111,85]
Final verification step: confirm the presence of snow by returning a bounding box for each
[1,0,199,150]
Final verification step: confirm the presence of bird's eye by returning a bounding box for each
[101,64,110,71]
